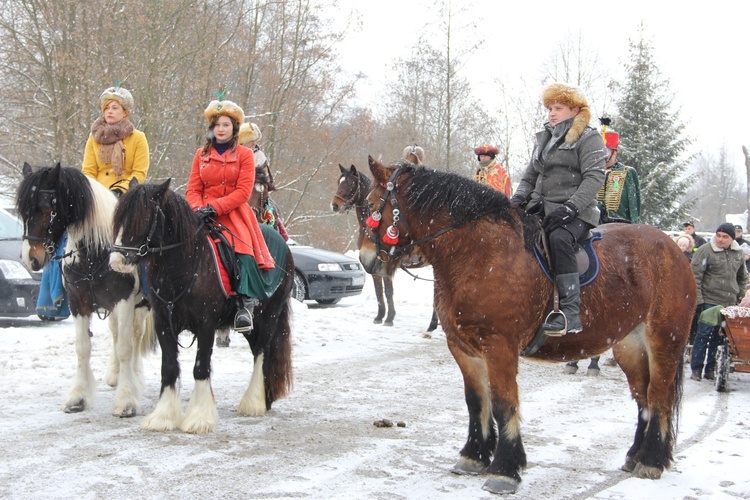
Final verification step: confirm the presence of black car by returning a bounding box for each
[0,208,41,317]
[287,239,366,304]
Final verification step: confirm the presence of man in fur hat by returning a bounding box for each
[474,144,511,197]
[510,83,607,335]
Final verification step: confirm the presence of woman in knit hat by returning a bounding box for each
[186,98,277,333]
[509,83,607,335]
[82,86,150,196]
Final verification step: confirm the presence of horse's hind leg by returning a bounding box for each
[63,314,96,413]
[616,322,683,478]
[372,275,386,324]
[383,276,396,326]
[448,345,497,476]
[181,330,218,434]
[111,297,143,418]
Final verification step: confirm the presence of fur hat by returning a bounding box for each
[542,83,591,145]
[100,86,134,112]
[716,222,736,237]
[239,122,262,145]
[403,145,424,163]
[474,144,499,158]
[204,99,245,125]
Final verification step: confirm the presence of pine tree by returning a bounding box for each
[613,26,694,228]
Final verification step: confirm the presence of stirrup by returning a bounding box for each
[543,310,567,337]
[234,308,254,333]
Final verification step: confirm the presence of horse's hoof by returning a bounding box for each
[632,463,663,479]
[586,368,601,377]
[383,320,394,327]
[113,406,137,418]
[563,365,578,375]
[621,456,636,472]
[373,318,383,324]
[482,475,520,495]
[63,400,86,413]
[451,457,486,475]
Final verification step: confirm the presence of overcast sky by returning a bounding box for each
[338,1,747,166]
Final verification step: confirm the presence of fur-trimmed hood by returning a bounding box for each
[542,83,591,145]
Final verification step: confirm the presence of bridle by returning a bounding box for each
[110,203,184,261]
[22,188,60,256]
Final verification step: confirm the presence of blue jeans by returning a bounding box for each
[690,303,720,374]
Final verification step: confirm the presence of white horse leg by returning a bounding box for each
[142,385,183,431]
[238,352,267,417]
[181,379,218,434]
[105,313,120,387]
[64,314,95,413]
[112,296,141,417]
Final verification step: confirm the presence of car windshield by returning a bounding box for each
[0,209,24,240]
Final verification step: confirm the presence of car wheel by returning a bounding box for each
[292,271,307,302]
[315,298,341,305]
[38,314,65,322]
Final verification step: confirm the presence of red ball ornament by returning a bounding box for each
[366,211,381,228]
[382,225,399,245]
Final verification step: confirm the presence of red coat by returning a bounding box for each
[186,145,275,270]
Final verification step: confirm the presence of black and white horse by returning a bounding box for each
[17,163,152,417]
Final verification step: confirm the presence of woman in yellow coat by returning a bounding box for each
[82,86,149,196]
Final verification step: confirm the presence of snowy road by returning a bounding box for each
[0,269,748,499]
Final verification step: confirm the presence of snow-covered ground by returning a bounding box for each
[1,267,748,499]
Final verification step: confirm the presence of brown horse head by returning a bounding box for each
[331,164,371,213]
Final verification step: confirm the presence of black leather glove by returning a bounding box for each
[543,201,578,232]
[196,205,218,222]
[509,194,526,208]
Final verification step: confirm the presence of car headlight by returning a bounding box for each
[317,263,343,272]
[0,259,34,280]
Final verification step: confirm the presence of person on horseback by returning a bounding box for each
[596,123,641,224]
[474,144,511,197]
[186,99,276,333]
[82,86,150,197]
[239,122,289,241]
[403,144,425,165]
[510,83,607,335]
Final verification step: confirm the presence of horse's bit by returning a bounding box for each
[22,188,60,255]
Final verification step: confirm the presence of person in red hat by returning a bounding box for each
[473,144,511,197]
[596,123,641,224]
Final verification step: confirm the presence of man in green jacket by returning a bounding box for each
[597,129,641,224]
[690,222,748,380]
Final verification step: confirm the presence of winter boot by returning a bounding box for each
[234,296,260,333]
[543,273,583,336]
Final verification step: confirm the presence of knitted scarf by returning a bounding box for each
[91,117,134,176]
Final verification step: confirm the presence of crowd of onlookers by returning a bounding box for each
[678,221,749,382]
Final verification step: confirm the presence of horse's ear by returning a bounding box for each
[129,177,139,190]
[49,163,61,184]
[349,164,357,175]
[368,156,388,185]
[338,164,346,174]
[22,162,33,178]
[154,178,172,203]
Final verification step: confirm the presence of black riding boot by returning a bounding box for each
[234,296,259,333]
[543,273,583,335]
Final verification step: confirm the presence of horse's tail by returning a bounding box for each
[134,299,157,355]
[670,349,684,444]
[264,296,293,409]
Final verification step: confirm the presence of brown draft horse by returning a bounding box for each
[359,157,695,495]
[332,163,438,330]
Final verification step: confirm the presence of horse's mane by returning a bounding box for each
[115,183,199,261]
[17,166,114,250]
[391,161,538,251]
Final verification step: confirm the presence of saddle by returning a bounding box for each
[207,229,240,297]
[532,231,603,286]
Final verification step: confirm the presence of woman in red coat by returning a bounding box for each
[186,98,275,332]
